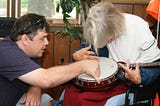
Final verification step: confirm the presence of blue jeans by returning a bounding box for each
[104,93,134,106]
[104,93,150,106]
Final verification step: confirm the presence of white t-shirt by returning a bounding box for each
[107,13,160,63]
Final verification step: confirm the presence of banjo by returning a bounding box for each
[72,57,160,91]
[73,57,118,91]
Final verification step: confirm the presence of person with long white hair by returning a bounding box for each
[62,2,160,106]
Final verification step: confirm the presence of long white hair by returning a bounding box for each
[83,2,125,54]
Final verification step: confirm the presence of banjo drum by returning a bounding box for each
[72,57,119,91]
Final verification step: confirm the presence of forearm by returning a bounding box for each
[44,61,84,88]
[19,62,83,88]
[19,59,99,89]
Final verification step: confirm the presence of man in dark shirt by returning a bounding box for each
[0,13,100,106]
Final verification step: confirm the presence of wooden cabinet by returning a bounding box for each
[41,33,81,67]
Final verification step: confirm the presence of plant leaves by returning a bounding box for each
[56,0,95,42]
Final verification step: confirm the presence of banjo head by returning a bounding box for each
[73,57,119,91]
[78,57,118,81]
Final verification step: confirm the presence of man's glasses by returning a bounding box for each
[18,19,45,35]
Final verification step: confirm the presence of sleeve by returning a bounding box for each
[137,20,156,51]
[140,59,160,85]
[0,47,41,81]
[136,18,160,62]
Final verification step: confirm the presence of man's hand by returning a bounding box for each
[81,59,100,84]
[19,86,41,106]
[73,45,98,61]
[118,59,141,85]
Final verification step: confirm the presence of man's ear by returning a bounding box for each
[21,34,30,45]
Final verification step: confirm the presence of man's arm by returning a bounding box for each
[18,59,100,88]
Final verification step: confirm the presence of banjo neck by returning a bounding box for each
[130,62,160,68]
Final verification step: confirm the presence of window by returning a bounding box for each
[0,0,78,25]
[0,0,7,17]
[21,0,28,16]
[53,0,76,19]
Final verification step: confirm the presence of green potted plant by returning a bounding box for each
[55,0,99,42]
